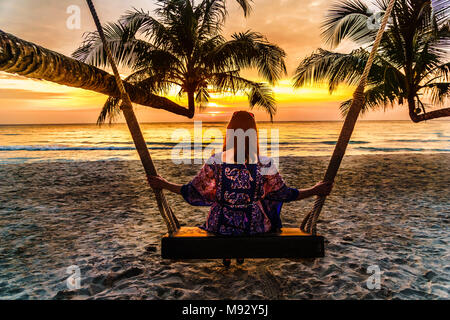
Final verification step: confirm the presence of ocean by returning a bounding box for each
[0,121,449,164]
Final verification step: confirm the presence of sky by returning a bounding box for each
[0,0,413,124]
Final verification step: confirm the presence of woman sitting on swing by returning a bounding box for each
[148,111,333,264]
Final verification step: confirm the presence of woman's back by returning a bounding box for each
[181,154,300,235]
[147,111,332,237]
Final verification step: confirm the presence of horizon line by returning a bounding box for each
[2,119,449,126]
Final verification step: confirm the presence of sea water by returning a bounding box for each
[0,121,449,164]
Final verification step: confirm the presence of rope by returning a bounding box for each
[301,0,397,235]
[86,0,180,234]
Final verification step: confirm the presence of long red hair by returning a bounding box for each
[223,111,260,164]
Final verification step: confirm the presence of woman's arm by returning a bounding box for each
[296,181,333,201]
[147,175,182,194]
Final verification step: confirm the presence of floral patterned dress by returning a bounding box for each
[181,154,299,236]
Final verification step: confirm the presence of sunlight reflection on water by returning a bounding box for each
[0,121,449,164]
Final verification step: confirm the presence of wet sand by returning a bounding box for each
[0,154,448,300]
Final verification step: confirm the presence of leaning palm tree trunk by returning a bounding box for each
[408,103,450,123]
[0,30,193,118]
[85,0,179,234]
[301,0,397,235]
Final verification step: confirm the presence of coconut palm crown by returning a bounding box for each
[73,0,286,123]
[293,0,449,122]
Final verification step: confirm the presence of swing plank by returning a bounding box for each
[161,227,324,259]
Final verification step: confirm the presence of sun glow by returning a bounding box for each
[0,72,358,123]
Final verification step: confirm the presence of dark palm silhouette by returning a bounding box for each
[73,0,286,122]
[293,0,449,122]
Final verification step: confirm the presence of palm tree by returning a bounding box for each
[73,0,286,122]
[0,29,194,115]
[0,0,255,118]
[293,0,449,122]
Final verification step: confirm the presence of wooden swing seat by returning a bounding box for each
[161,227,324,259]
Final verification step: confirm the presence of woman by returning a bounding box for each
[148,111,332,265]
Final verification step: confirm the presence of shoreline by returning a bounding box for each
[0,152,449,166]
[0,153,448,300]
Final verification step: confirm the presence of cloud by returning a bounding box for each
[0,0,158,56]
[0,89,68,100]
[224,0,331,72]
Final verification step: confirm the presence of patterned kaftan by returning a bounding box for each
[181,154,299,236]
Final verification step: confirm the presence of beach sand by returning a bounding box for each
[0,154,448,300]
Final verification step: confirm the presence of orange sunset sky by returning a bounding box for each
[0,0,413,124]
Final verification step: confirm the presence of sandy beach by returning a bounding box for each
[0,154,448,300]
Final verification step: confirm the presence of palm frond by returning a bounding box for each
[209,72,276,120]
[340,83,396,116]
[196,0,227,37]
[72,22,153,68]
[234,0,253,17]
[121,8,182,54]
[293,48,367,91]
[429,61,450,82]
[211,31,287,84]
[134,49,185,75]
[210,70,244,94]
[195,87,211,110]
[96,70,152,124]
[294,46,407,94]
[321,0,376,48]
[423,82,450,106]
[97,96,122,125]
[378,29,407,67]
[247,82,277,121]
[431,0,450,29]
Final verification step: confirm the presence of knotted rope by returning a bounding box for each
[86,0,179,234]
[301,0,397,235]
